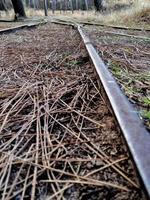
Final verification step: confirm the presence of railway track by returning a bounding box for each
[0,20,149,199]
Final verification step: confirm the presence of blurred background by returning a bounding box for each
[0,0,149,27]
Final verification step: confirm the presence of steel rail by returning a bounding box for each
[87,29,150,40]
[77,25,150,198]
[52,17,150,32]
[49,18,150,41]
[0,19,150,198]
[0,22,46,34]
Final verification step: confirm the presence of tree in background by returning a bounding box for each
[0,0,105,17]
[94,0,103,11]
[11,0,26,20]
[0,0,8,11]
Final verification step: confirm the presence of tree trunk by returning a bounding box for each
[0,0,8,11]
[60,0,63,13]
[85,0,88,10]
[44,0,48,16]
[52,0,56,14]
[94,0,103,12]
[70,0,74,13]
[76,0,78,10]
[11,0,26,19]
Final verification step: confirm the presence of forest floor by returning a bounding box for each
[0,23,145,200]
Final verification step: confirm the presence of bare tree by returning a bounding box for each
[76,0,79,10]
[52,0,56,14]
[85,0,88,10]
[70,0,74,13]
[11,0,26,20]
[44,0,48,16]
[0,0,8,11]
[94,0,103,11]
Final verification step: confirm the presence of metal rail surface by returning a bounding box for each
[0,21,46,34]
[0,20,150,198]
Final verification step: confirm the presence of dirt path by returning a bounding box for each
[84,25,150,131]
[0,23,145,199]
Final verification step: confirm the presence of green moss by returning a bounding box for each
[134,72,150,82]
[142,111,150,120]
[124,86,139,95]
[69,60,80,65]
[143,97,150,106]
[111,62,122,77]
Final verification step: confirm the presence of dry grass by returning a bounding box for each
[0,0,149,28]
[102,0,150,26]
[51,0,150,28]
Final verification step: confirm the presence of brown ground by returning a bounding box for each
[0,23,145,199]
[84,25,150,130]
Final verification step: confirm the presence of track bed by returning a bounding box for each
[0,23,145,199]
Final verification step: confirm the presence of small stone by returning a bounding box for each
[95,160,104,167]
[87,162,93,169]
